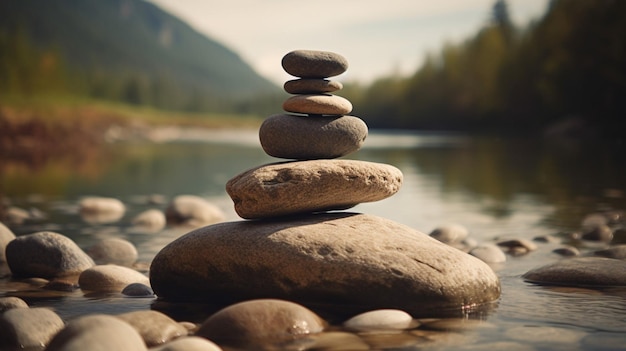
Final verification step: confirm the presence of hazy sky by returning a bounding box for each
[148,0,548,85]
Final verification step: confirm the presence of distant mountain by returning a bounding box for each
[0,0,279,109]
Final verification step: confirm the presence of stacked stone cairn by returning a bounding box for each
[149,50,501,317]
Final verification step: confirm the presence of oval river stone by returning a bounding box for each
[149,212,501,316]
[284,78,343,94]
[283,94,352,115]
[259,114,368,160]
[282,50,348,78]
[225,159,403,219]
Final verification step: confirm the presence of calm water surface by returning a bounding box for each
[2,129,626,350]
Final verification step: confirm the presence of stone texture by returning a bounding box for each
[0,307,65,349]
[523,257,626,286]
[282,50,348,78]
[195,299,325,348]
[259,114,367,160]
[0,296,29,312]
[343,309,413,332]
[46,314,147,351]
[5,231,94,279]
[225,160,403,219]
[87,238,138,266]
[122,282,154,297]
[0,221,16,262]
[116,310,188,347]
[150,337,222,351]
[149,213,501,316]
[78,264,150,292]
[165,195,225,227]
[284,78,343,94]
[283,94,352,115]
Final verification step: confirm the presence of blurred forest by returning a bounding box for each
[344,0,626,136]
[1,0,624,136]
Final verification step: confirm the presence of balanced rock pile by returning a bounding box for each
[150,50,501,317]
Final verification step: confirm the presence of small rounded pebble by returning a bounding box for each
[79,197,125,224]
[0,307,65,349]
[552,246,580,257]
[533,234,560,243]
[87,238,138,266]
[131,209,166,231]
[469,244,506,263]
[497,238,537,253]
[284,78,343,94]
[122,282,155,297]
[581,224,613,242]
[523,257,626,286]
[282,50,348,78]
[78,264,150,292]
[343,309,413,332]
[165,195,225,227]
[283,94,352,115]
[429,224,469,244]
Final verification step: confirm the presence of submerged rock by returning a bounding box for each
[523,257,626,286]
[150,213,500,316]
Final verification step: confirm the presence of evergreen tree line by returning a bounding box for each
[344,0,626,136]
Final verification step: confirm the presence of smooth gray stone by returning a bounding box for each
[259,114,367,160]
[5,231,94,279]
[283,94,352,115]
[225,160,402,219]
[149,213,501,316]
[282,50,348,78]
[284,78,343,94]
[523,257,626,286]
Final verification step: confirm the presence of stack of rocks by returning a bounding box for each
[150,50,500,317]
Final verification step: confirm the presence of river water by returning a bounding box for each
[2,129,626,350]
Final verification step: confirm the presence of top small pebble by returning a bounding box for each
[282,50,348,78]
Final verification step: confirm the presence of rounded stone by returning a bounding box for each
[429,224,469,244]
[150,337,222,351]
[46,314,147,351]
[497,238,538,252]
[79,197,125,224]
[225,160,403,219]
[78,264,150,292]
[581,224,613,242]
[343,309,413,332]
[283,94,352,115]
[0,296,29,312]
[284,78,343,94]
[552,246,580,257]
[593,245,626,259]
[0,221,16,262]
[122,282,155,297]
[131,209,166,231]
[165,195,225,227]
[195,299,325,348]
[259,114,368,160]
[5,231,95,279]
[0,307,65,349]
[282,50,348,78]
[115,310,188,347]
[86,238,138,266]
[149,213,501,316]
[469,244,507,263]
[523,257,626,286]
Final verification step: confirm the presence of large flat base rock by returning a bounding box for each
[150,213,500,317]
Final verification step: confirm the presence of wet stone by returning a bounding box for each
[195,299,325,349]
[552,246,580,257]
[150,336,223,351]
[523,257,626,287]
[283,94,353,115]
[284,78,343,94]
[259,114,367,160]
[87,237,138,266]
[5,231,95,279]
[593,245,626,259]
[581,224,614,242]
[116,310,188,347]
[122,282,155,297]
[343,309,413,332]
[469,243,507,263]
[497,238,538,253]
[282,50,348,78]
[78,264,150,292]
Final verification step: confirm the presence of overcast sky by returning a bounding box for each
[148,0,548,85]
